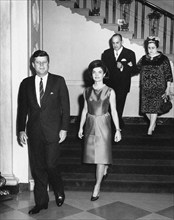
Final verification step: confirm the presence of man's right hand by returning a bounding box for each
[19,131,28,146]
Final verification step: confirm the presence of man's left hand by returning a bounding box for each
[59,130,67,143]
[128,61,133,67]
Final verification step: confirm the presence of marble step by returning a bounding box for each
[60,164,174,175]
[60,148,174,160]
[55,0,75,8]
[62,173,174,193]
[63,173,174,183]
[86,15,105,24]
[100,23,119,32]
[71,8,90,16]
[60,158,174,166]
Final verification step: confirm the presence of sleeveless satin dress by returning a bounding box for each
[83,85,112,164]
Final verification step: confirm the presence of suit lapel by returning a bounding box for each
[30,76,40,109]
[117,47,126,62]
[110,49,116,63]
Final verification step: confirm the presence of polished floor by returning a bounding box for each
[0,190,173,220]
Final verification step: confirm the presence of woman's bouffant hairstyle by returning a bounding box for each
[144,36,160,53]
[88,60,109,79]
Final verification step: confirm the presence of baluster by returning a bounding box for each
[170,18,174,54]
[134,0,138,39]
[113,0,116,24]
[141,3,145,39]
[105,0,109,23]
[100,0,106,18]
[76,0,79,7]
[83,0,86,8]
[163,15,167,54]
[107,0,113,24]
[86,0,91,10]
[78,0,83,8]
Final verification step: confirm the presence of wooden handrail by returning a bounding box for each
[138,0,174,19]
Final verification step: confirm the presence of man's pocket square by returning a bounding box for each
[121,58,127,62]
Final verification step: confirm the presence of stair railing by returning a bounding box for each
[134,0,174,54]
[103,0,174,54]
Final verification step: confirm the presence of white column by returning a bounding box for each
[0,0,18,185]
[0,0,29,185]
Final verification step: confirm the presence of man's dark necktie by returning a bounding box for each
[40,78,44,105]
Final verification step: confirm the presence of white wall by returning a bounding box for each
[43,1,174,118]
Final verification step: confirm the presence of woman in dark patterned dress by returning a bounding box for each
[137,36,173,135]
[78,60,121,201]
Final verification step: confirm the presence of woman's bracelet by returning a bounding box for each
[116,128,121,132]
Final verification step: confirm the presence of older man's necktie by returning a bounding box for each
[115,51,118,61]
[40,78,44,105]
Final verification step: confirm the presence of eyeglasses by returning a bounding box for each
[35,61,48,66]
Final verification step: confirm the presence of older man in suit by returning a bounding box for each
[17,50,70,214]
[102,33,136,128]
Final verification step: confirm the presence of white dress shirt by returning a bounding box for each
[114,47,124,71]
[114,46,123,60]
[35,74,48,106]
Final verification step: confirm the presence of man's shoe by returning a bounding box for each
[28,205,48,214]
[55,194,65,207]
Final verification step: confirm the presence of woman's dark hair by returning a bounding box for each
[144,36,160,53]
[88,60,109,79]
[31,50,50,63]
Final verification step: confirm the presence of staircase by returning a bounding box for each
[55,0,174,60]
[60,120,174,193]
[43,0,174,192]
[51,0,174,193]
[55,0,134,38]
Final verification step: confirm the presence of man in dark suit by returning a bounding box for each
[102,33,136,128]
[17,50,70,214]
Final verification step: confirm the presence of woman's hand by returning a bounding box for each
[161,93,167,99]
[78,128,84,139]
[114,130,122,142]
[162,88,170,99]
[162,82,172,99]
[165,87,171,97]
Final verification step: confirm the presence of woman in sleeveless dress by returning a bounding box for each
[78,60,122,201]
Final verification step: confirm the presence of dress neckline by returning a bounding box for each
[92,84,106,91]
[146,52,162,61]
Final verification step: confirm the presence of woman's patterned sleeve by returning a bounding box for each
[163,56,173,82]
